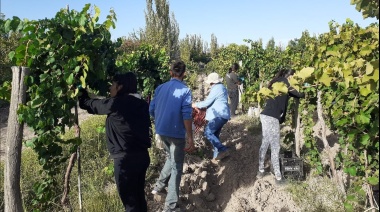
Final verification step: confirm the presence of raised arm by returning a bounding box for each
[78,89,114,115]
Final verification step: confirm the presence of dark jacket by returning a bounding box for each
[79,94,151,158]
[261,77,304,124]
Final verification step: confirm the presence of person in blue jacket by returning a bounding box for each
[149,60,196,212]
[256,69,304,184]
[79,72,151,212]
[193,72,231,162]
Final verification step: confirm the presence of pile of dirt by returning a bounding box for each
[146,116,300,212]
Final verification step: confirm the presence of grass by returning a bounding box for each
[286,172,367,212]
[0,115,125,211]
[239,115,261,134]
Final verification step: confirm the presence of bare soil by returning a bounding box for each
[146,115,300,212]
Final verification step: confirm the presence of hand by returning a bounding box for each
[78,87,89,98]
[192,103,200,113]
[184,137,196,153]
[78,87,90,109]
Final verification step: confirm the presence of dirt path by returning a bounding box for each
[146,116,300,212]
[146,73,300,211]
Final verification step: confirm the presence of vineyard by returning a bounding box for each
[0,1,379,212]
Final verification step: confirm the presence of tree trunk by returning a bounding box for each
[316,90,337,181]
[4,66,30,212]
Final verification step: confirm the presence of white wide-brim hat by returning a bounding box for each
[205,72,223,84]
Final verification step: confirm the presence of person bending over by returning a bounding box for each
[256,69,304,184]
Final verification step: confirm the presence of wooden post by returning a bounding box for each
[293,99,301,157]
[61,103,82,211]
[4,66,30,212]
[75,103,83,211]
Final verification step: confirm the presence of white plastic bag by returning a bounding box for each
[248,107,260,118]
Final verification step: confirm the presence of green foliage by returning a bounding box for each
[139,0,180,60]
[0,17,25,101]
[238,18,379,209]
[351,0,379,19]
[0,81,11,101]
[179,34,211,64]
[4,4,171,208]
[206,43,248,81]
[116,44,170,97]
[185,68,200,91]
[116,37,141,56]
[9,4,118,209]
[241,39,291,108]
[310,21,379,189]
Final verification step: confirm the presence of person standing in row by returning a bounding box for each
[256,69,304,184]
[149,60,196,212]
[225,63,241,117]
[193,72,231,162]
[79,72,151,212]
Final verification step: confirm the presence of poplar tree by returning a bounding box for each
[210,33,219,58]
[140,0,180,60]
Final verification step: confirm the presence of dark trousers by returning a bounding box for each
[113,150,150,212]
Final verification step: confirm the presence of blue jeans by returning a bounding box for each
[204,117,228,158]
[154,135,186,209]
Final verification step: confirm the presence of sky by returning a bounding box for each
[1,0,378,47]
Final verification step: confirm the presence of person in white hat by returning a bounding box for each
[192,72,231,162]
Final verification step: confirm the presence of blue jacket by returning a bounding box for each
[195,83,230,121]
[149,78,192,138]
